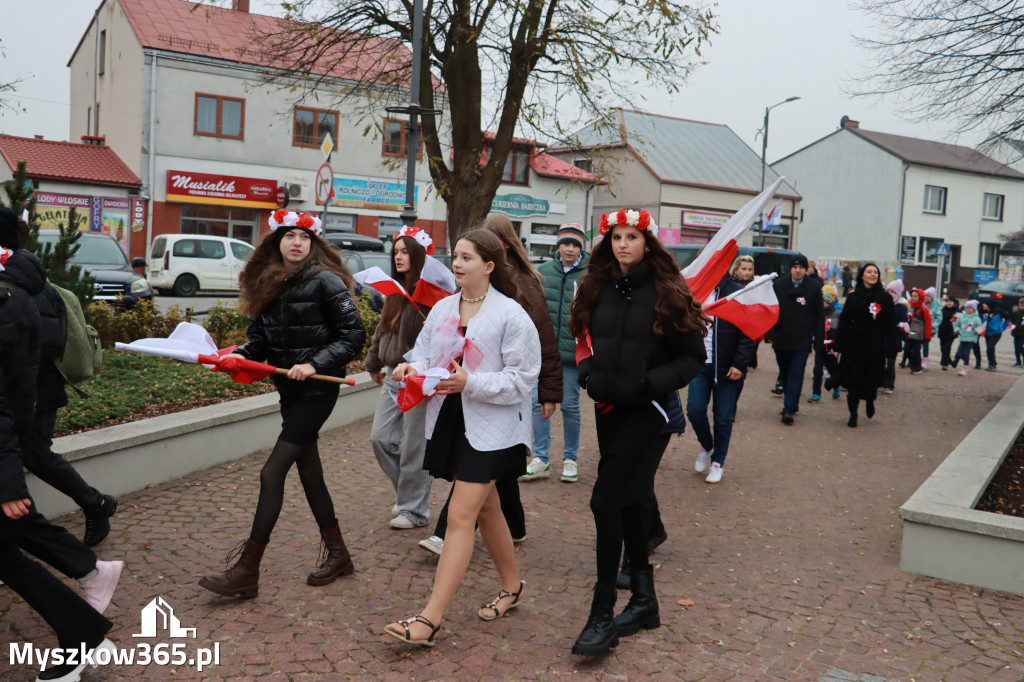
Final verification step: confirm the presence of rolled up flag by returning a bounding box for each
[116,322,354,385]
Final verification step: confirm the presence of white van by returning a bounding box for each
[148,234,254,296]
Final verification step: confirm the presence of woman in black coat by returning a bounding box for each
[830,263,894,427]
[200,211,365,599]
[567,209,706,656]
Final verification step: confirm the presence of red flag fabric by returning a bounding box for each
[575,332,593,365]
[411,256,456,307]
[685,241,738,304]
[197,351,278,385]
[353,266,415,303]
[702,274,780,341]
[396,375,427,412]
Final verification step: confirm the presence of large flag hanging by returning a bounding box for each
[115,322,354,385]
[411,256,457,307]
[682,176,786,303]
[702,274,780,341]
[353,266,414,304]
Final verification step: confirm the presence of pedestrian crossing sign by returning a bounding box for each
[936,242,949,257]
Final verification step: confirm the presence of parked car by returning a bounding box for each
[666,245,805,278]
[337,250,391,312]
[323,232,386,252]
[147,234,255,296]
[36,229,153,305]
[977,280,1024,315]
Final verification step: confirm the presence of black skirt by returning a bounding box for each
[423,395,528,484]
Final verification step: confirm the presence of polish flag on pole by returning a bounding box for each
[116,322,354,385]
[702,274,780,341]
[762,200,782,229]
[353,266,415,304]
[682,176,786,303]
[411,255,457,307]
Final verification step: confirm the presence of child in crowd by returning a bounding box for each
[810,284,842,402]
[923,287,942,369]
[883,280,908,393]
[905,288,932,374]
[937,297,959,370]
[951,300,982,376]
[979,302,1005,371]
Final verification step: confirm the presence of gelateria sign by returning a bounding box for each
[166,171,278,209]
[491,193,549,218]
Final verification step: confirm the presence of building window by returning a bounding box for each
[501,149,531,185]
[98,30,106,75]
[982,193,1004,221]
[194,94,245,139]
[180,205,257,244]
[573,158,593,174]
[293,107,338,147]
[923,185,946,214]
[918,237,942,264]
[979,242,999,267]
[381,118,422,157]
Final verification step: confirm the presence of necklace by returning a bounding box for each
[461,291,487,303]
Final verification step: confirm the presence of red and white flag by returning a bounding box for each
[702,274,780,341]
[411,255,457,307]
[682,177,786,303]
[353,266,414,304]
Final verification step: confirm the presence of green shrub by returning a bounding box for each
[356,291,380,360]
[90,299,192,348]
[204,300,250,348]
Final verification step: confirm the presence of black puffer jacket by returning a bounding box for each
[578,263,706,406]
[706,274,757,383]
[236,262,365,398]
[770,276,825,352]
[34,283,67,411]
[0,249,44,503]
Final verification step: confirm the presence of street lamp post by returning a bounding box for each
[385,0,440,228]
[758,96,800,246]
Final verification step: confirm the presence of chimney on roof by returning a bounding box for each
[81,135,106,146]
[840,115,860,129]
[34,135,44,140]
[232,0,250,11]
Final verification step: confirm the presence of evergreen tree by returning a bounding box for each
[3,160,95,312]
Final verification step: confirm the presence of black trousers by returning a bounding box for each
[591,403,670,585]
[433,473,525,540]
[985,333,1002,368]
[18,502,97,579]
[940,337,954,367]
[22,408,104,511]
[0,514,111,650]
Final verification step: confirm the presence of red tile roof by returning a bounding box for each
[530,152,603,184]
[0,135,142,188]
[73,0,426,89]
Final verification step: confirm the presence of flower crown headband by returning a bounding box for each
[396,224,435,255]
[599,209,658,237]
[269,209,323,236]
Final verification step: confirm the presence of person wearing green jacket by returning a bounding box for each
[525,224,589,482]
[951,299,982,376]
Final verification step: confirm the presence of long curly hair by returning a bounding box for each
[238,228,356,316]
[481,213,543,284]
[376,235,427,335]
[569,227,708,338]
[457,228,519,301]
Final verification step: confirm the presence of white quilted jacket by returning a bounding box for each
[407,285,541,451]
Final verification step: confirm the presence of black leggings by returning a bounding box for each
[249,392,339,544]
[591,404,670,585]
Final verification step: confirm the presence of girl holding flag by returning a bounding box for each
[200,211,365,599]
[384,228,540,647]
[568,209,707,656]
[366,226,435,531]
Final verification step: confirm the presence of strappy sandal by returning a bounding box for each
[384,614,441,647]
[477,580,526,621]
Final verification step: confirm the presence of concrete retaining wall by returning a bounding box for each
[27,373,380,517]
[899,375,1024,594]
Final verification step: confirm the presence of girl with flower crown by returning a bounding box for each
[367,226,435,530]
[199,211,365,599]
[567,209,707,656]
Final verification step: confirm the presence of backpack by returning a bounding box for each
[51,284,102,387]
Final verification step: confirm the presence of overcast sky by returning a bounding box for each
[0,0,986,164]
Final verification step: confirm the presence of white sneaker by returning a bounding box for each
[560,460,578,482]
[694,449,712,474]
[418,535,444,556]
[80,560,123,614]
[705,462,724,484]
[390,514,421,529]
[36,638,116,682]
[522,457,550,480]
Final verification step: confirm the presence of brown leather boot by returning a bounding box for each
[307,524,354,586]
[199,539,266,598]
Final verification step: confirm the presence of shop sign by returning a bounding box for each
[900,235,918,264]
[131,199,146,233]
[166,170,278,209]
[33,192,94,232]
[974,269,997,286]
[659,227,681,245]
[330,177,416,212]
[491,193,549,218]
[682,210,730,229]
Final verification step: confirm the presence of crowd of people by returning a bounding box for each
[3,201,1022,678]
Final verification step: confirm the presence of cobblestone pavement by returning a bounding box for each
[4,346,1024,681]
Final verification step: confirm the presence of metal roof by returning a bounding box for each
[850,128,1024,179]
[570,109,800,198]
